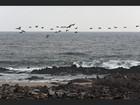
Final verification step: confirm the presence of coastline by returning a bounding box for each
[0,72,140,100]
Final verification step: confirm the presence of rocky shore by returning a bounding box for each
[0,72,140,100]
[31,65,140,75]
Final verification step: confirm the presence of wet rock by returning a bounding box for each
[14,84,25,93]
[0,67,11,73]
[1,72,140,100]
[48,88,55,96]
[26,76,44,80]
[55,90,65,98]
[66,93,79,98]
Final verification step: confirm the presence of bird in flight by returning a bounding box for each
[67,24,75,28]
[35,25,38,28]
[89,27,93,29]
[108,27,111,29]
[50,28,54,30]
[16,27,21,30]
[19,30,26,34]
[98,27,102,29]
[66,30,69,32]
[58,30,61,32]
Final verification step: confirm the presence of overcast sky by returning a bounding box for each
[0,6,140,32]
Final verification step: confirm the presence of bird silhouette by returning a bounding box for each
[67,24,75,28]
[50,28,54,30]
[136,25,139,27]
[41,27,44,29]
[98,27,102,29]
[35,25,38,28]
[16,27,21,30]
[60,26,67,28]
[58,30,61,32]
[89,27,93,29]
[114,26,118,28]
[123,26,127,28]
[108,27,111,29]
[19,30,25,34]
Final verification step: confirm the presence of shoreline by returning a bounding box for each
[0,72,140,100]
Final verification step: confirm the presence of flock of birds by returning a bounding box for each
[15,24,140,38]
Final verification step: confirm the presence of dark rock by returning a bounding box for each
[31,64,140,75]
[0,67,10,73]
[26,76,44,80]
[1,72,140,100]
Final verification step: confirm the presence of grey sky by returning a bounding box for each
[0,6,140,32]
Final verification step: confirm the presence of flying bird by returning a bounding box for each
[98,27,102,29]
[75,27,78,29]
[35,25,38,28]
[89,27,93,29]
[19,30,25,34]
[67,24,75,28]
[108,27,111,29]
[50,28,54,30]
[61,26,67,28]
[136,25,139,27]
[16,27,21,30]
[58,30,61,32]
[66,30,69,32]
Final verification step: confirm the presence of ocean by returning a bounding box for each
[0,32,140,82]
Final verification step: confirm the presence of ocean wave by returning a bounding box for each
[59,52,87,56]
[101,60,140,69]
[0,59,140,75]
[6,67,45,72]
[73,60,140,69]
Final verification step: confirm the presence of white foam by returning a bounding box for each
[101,60,140,69]
[73,60,140,69]
[73,60,101,68]
[81,60,101,68]
[73,62,81,68]
[6,67,46,72]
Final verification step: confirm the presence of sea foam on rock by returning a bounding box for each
[31,64,140,75]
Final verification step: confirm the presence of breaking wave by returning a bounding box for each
[0,60,140,74]
[73,60,140,69]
